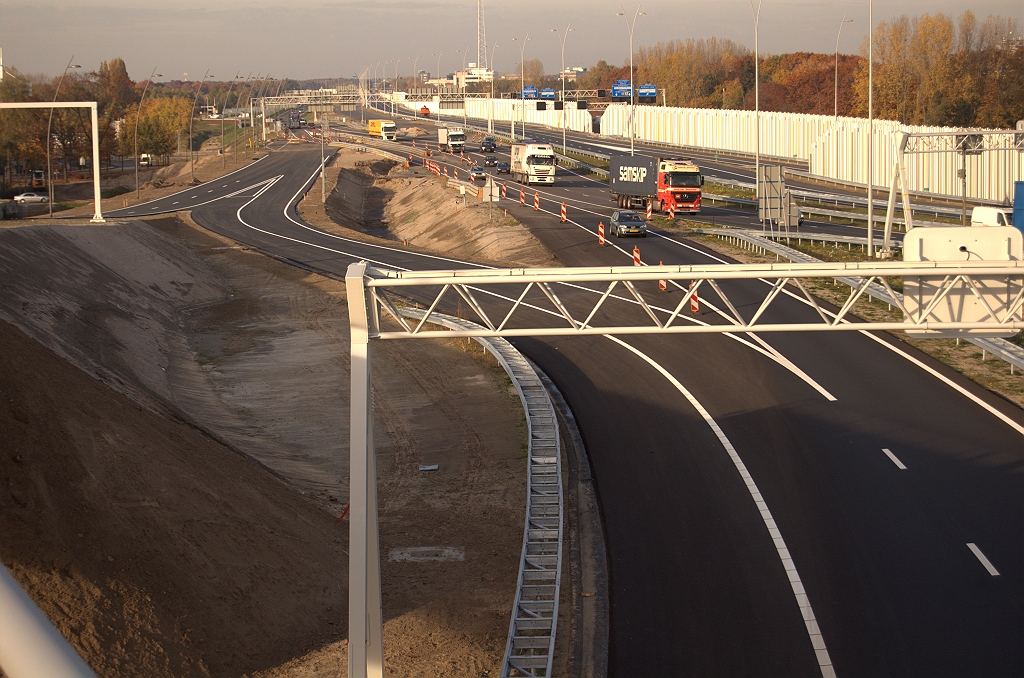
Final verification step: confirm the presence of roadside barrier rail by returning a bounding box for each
[399,309,564,678]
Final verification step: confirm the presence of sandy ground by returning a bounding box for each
[298,149,560,270]
[0,144,568,675]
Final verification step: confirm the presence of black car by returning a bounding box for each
[481,136,496,152]
[483,155,498,167]
[496,161,510,174]
[610,210,647,237]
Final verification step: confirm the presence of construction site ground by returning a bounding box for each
[0,147,566,677]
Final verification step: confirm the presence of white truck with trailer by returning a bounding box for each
[510,143,556,185]
[437,125,466,153]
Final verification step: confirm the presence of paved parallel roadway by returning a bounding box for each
[106,140,1023,677]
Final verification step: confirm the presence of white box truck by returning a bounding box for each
[438,125,465,153]
[510,143,556,185]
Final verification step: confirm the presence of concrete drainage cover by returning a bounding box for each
[388,547,465,563]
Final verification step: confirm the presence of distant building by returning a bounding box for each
[558,66,587,82]
[455,63,494,88]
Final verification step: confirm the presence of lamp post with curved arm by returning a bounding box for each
[188,70,213,183]
[834,15,853,119]
[749,0,762,200]
[134,67,161,200]
[47,56,80,217]
[232,72,250,165]
[410,56,420,117]
[616,6,645,156]
[431,52,444,122]
[551,24,574,154]
[392,58,401,117]
[512,35,531,140]
[488,42,499,133]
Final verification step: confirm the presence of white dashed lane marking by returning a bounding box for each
[881,448,907,470]
[967,543,1000,576]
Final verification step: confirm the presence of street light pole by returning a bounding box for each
[867,0,874,257]
[512,36,531,140]
[189,70,213,184]
[411,55,420,118]
[46,56,80,217]
[393,58,401,118]
[749,0,762,199]
[134,66,161,201]
[488,42,500,133]
[835,15,853,120]
[459,46,469,128]
[551,24,574,155]
[432,52,444,123]
[617,6,645,157]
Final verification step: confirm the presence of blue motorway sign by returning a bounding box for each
[611,81,632,98]
[540,88,556,100]
[638,84,657,98]
[521,85,538,99]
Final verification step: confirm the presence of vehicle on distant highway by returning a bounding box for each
[610,155,703,213]
[368,119,397,141]
[510,143,556,185]
[13,192,48,204]
[481,136,496,152]
[496,161,510,174]
[438,124,466,153]
[469,166,487,181]
[483,155,497,167]
[971,206,1014,227]
[609,210,647,237]
[420,105,431,116]
[139,154,152,167]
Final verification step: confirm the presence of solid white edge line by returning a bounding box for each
[966,543,1001,576]
[881,448,908,470]
[858,332,1024,437]
[606,334,837,678]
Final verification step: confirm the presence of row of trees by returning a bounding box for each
[0,61,287,193]
[613,11,1020,127]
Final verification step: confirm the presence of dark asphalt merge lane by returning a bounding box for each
[158,139,1020,677]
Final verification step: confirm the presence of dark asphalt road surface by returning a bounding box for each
[111,134,1023,677]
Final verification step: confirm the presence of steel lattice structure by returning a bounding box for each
[344,257,1023,678]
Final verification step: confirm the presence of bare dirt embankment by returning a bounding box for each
[299,149,560,269]
[0,145,565,676]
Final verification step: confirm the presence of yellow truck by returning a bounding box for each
[367,119,397,141]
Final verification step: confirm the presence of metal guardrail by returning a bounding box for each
[693,228,1024,372]
[401,309,563,678]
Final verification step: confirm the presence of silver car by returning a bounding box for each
[13,192,48,204]
[610,210,647,237]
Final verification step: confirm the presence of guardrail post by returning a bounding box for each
[345,261,384,678]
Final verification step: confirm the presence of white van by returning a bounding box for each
[971,206,1013,227]
[139,154,152,167]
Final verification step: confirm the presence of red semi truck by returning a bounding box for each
[609,155,704,213]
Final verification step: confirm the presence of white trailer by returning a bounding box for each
[510,143,556,185]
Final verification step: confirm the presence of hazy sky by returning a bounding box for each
[2,0,1020,82]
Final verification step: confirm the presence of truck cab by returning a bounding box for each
[657,159,703,213]
[438,125,466,153]
[368,119,397,141]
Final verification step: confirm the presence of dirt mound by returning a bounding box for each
[302,148,559,269]
[0,216,527,676]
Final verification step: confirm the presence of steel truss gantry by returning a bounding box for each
[880,129,1024,257]
[345,257,1023,678]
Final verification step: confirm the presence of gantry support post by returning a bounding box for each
[345,262,384,678]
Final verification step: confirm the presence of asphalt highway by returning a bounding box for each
[111,134,1023,677]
